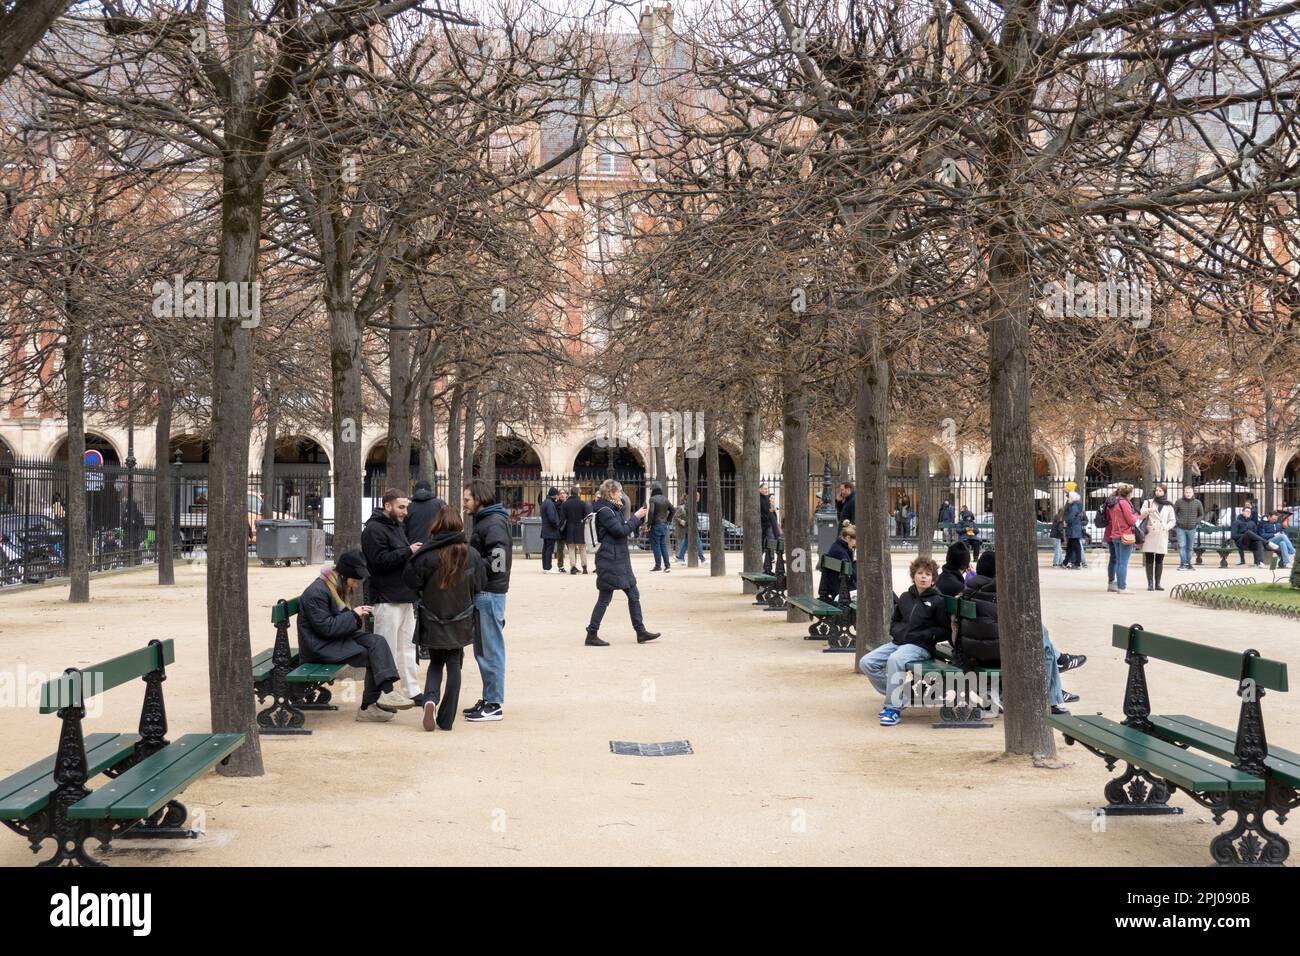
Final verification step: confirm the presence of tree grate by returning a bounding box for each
[609,740,693,757]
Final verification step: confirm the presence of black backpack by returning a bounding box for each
[1093,498,1114,529]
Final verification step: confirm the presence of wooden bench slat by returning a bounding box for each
[1151,714,1300,790]
[251,646,298,683]
[270,598,300,624]
[69,733,245,820]
[39,641,176,713]
[1048,714,1264,793]
[1110,625,1288,691]
[738,572,777,584]
[287,663,345,683]
[787,596,843,618]
[0,733,140,819]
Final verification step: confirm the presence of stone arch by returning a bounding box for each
[48,431,121,465]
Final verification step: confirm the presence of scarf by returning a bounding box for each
[321,566,348,611]
[1153,495,1170,509]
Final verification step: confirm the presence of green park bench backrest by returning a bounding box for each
[943,595,958,615]
[271,598,300,624]
[1111,624,1288,692]
[38,640,176,714]
[821,555,850,574]
[957,599,978,620]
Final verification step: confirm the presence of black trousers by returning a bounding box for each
[1237,533,1266,564]
[1065,538,1083,567]
[333,632,399,708]
[422,647,464,730]
[541,538,557,570]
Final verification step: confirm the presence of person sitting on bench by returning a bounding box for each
[1259,510,1293,569]
[818,521,857,600]
[935,541,970,597]
[859,557,949,726]
[1230,505,1269,566]
[954,509,983,559]
[959,551,1086,715]
[297,549,412,723]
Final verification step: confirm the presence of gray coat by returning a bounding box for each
[296,576,369,664]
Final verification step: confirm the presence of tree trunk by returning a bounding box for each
[781,377,812,621]
[1073,432,1088,499]
[447,379,464,508]
[328,298,364,557]
[1138,421,1157,500]
[686,450,699,567]
[207,162,265,776]
[462,384,478,481]
[853,333,892,667]
[915,452,935,558]
[654,440,667,488]
[64,330,89,603]
[741,410,762,587]
[419,382,436,484]
[706,411,725,576]
[1263,387,1276,512]
[386,279,414,494]
[988,174,1054,760]
[675,444,686,506]
[155,382,175,585]
[480,386,497,488]
[261,391,277,519]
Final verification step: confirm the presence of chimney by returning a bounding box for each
[639,4,675,65]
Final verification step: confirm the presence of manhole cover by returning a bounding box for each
[609,740,693,757]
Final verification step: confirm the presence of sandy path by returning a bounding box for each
[0,551,1295,866]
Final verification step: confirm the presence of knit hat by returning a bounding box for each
[334,548,369,581]
[975,550,996,577]
[945,541,970,570]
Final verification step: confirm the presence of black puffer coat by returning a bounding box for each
[403,531,487,650]
[593,501,642,591]
[958,574,1000,666]
[404,484,445,546]
[361,508,417,603]
[888,585,949,652]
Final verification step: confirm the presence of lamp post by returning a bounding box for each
[125,382,137,566]
[1228,457,1240,522]
[817,460,834,515]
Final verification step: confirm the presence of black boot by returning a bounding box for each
[1154,559,1164,590]
[636,629,661,644]
[585,630,609,646]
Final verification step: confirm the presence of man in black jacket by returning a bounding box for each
[462,479,512,722]
[646,482,674,572]
[859,557,947,725]
[404,479,444,545]
[540,486,564,573]
[361,490,422,708]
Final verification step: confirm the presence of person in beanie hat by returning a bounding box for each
[296,549,411,721]
[539,486,564,573]
[404,479,445,546]
[935,541,970,597]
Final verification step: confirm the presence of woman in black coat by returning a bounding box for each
[403,508,487,731]
[818,522,857,600]
[585,479,661,646]
[562,485,590,574]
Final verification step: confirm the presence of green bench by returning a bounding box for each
[858,597,1000,727]
[739,537,786,610]
[0,639,244,865]
[1049,623,1296,865]
[254,598,345,736]
[787,554,855,652]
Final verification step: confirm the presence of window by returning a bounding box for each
[1227,103,1251,128]
[596,137,630,177]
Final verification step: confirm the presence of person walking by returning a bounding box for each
[1103,483,1139,593]
[361,489,422,705]
[584,479,661,646]
[1172,486,1204,570]
[938,499,955,542]
[646,482,674,572]
[1140,485,1176,590]
[1063,491,1085,568]
[404,508,485,732]
[462,479,512,722]
[562,484,590,575]
[403,479,445,546]
[540,486,564,573]
[297,549,411,722]
[674,492,706,563]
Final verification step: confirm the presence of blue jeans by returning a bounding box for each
[676,530,704,562]
[650,522,671,568]
[1175,527,1195,567]
[1042,625,1063,706]
[1051,539,1063,566]
[1109,540,1134,589]
[859,642,932,709]
[588,584,645,633]
[473,592,506,705]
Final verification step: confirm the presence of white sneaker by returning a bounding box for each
[376,690,415,711]
[356,705,395,722]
